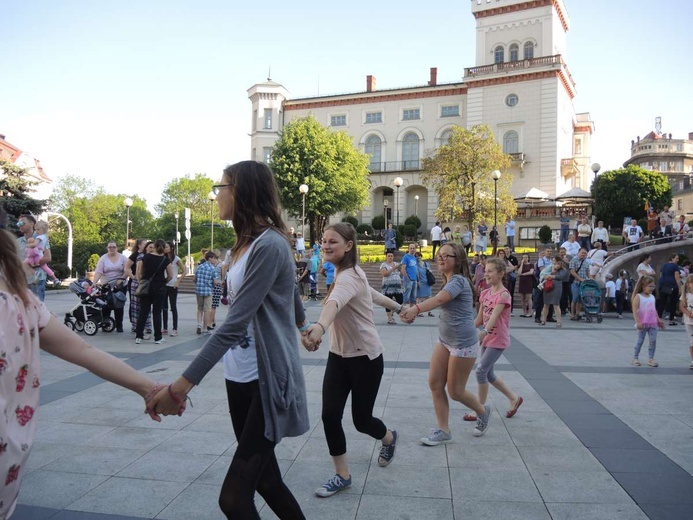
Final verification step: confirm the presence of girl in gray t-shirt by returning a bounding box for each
[400,242,493,443]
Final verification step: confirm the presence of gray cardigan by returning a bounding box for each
[183,228,309,443]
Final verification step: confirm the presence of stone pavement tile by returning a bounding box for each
[569,426,656,450]
[543,398,612,415]
[182,412,233,433]
[638,503,693,520]
[528,380,593,401]
[25,442,79,472]
[34,423,115,446]
[611,472,693,504]
[67,477,187,518]
[590,448,691,476]
[356,495,453,520]
[297,437,375,465]
[272,433,311,460]
[531,471,634,504]
[364,463,451,499]
[504,413,584,448]
[45,446,147,476]
[18,470,109,509]
[381,405,438,427]
[125,411,203,430]
[59,407,143,427]
[518,446,606,473]
[150,429,234,455]
[384,393,438,409]
[545,502,649,520]
[446,418,514,447]
[52,512,150,520]
[85,426,176,451]
[446,444,525,470]
[449,467,542,502]
[154,483,225,519]
[11,504,60,520]
[453,500,551,520]
[194,455,233,486]
[599,397,665,415]
[556,411,631,430]
[116,450,218,482]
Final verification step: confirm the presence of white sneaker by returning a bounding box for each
[420,428,452,446]
[135,338,142,344]
[154,338,165,344]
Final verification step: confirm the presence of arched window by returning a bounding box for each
[503,131,519,154]
[440,129,452,146]
[524,41,534,60]
[509,43,519,62]
[365,135,382,172]
[494,45,505,64]
[402,133,420,170]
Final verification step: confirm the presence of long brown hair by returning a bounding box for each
[632,275,654,306]
[0,207,31,305]
[439,242,475,298]
[322,222,360,302]
[223,161,288,259]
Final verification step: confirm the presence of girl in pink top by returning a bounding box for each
[304,223,402,498]
[0,208,168,520]
[631,275,664,367]
[472,258,523,421]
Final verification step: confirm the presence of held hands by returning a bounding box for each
[145,383,188,419]
[302,324,323,352]
[399,305,418,323]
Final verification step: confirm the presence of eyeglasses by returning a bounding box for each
[436,254,457,261]
[107,246,117,249]
[212,184,232,196]
[17,221,25,228]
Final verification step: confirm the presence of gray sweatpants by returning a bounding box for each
[475,346,505,384]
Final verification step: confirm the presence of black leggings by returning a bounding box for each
[322,352,387,456]
[162,286,178,330]
[384,293,403,314]
[220,380,305,520]
[136,287,166,341]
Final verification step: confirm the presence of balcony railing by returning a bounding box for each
[561,158,579,179]
[464,54,575,87]
[368,160,421,173]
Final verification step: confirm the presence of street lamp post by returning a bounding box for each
[591,162,601,225]
[491,170,502,255]
[414,195,419,221]
[207,191,216,250]
[394,177,403,227]
[383,198,389,227]
[299,184,309,239]
[174,211,180,256]
[124,197,133,249]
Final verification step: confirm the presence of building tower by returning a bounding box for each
[247,79,289,164]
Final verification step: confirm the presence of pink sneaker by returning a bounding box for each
[170,330,178,337]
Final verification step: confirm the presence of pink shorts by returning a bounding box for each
[438,339,479,359]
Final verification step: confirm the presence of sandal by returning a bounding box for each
[648,359,659,367]
[387,318,396,325]
[631,359,641,366]
[428,312,435,317]
[556,323,562,328]
[540,321,546,326]
[506,396,524,418]
[463,413,477,421]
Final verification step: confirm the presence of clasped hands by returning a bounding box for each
[143,382,188,421]
[301,324,323,352]
[398,306,419,324]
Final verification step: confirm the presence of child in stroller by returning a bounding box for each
[64,279,116,335]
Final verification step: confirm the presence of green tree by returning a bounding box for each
[592,165,672,227]
[270,116,371,242]
[156,173,215,219]
[421,125,515,233]
[0,160,46,223]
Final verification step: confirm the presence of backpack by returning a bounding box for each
[425,263,436,286]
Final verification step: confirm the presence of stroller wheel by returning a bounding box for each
[64,320,75,330]
[586,316,593,323]
[74,321,85,332]
[84,320,99,336]
[597,315,603,324]
[102,317,116,333]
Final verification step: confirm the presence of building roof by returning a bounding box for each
[0,134,52,183]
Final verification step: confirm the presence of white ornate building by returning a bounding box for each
[248,0,595,238]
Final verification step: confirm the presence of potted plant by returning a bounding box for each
[86,254,100,281]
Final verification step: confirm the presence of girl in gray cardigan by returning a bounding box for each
[148,161,309,520]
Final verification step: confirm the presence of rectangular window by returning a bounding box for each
[660,161,668,171]
[263,147,271,163]
[402,108,420,121]
[441,105,459,117]
[263,109,272,129]
[365,112,382,124]
[331,115,347,126]
[574,139,582,155]
[677,143,683,151]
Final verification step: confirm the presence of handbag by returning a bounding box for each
[425,264,436,286]
[660,285,675,296]
[543,278,554,292]
[134,256,166,296]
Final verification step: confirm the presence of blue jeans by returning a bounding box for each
[559,228,570,244]
[570,282,581,303]
[634,327,657,359]
[29,278,47,302]
[403,278,417,304]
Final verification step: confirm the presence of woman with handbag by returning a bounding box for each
[135,239,173,344]
[125,238,151,334]
[93,241,129,332]
[539,256,569,327]
[415,251,435,317]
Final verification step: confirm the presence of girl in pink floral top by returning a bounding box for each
[472,258,523,423]
[0,208,165,519]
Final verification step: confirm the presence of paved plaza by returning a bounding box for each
[13,289,693,520]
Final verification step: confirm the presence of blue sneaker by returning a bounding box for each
[473,405,491,437]
[315,473,352,498]
[377,429,398,466]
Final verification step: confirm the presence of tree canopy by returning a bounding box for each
[0,160,46,225]
[156,173,215,219]
[592,165,672,227]
[421,125,515,232]
[269,116,371,242]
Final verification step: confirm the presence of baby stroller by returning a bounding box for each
[579,279,603,323]
[64,279,115,335]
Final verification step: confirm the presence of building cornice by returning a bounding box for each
[464,69,575,99]
[284,86,467,111]
[473,0,569,32]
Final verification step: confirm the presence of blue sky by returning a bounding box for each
[1,0,691,211]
